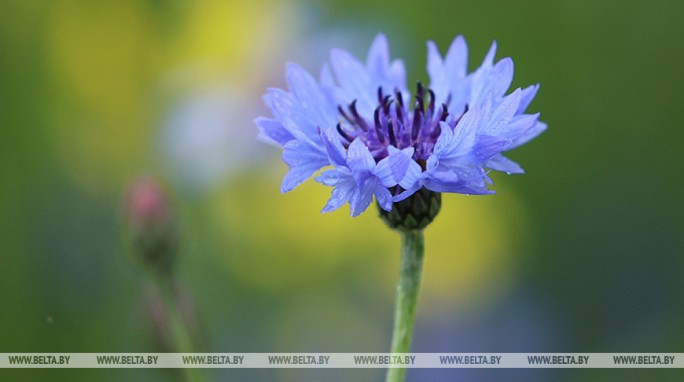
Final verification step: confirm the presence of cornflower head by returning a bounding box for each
[256,34,545,227]
[257,35,545,381]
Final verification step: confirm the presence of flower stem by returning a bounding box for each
[156,276,207,382]
[385,229,425,382]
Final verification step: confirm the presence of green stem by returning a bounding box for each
[156,276,207,382]
[385,229,425,382]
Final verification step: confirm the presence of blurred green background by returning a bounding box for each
[2,0,683,380]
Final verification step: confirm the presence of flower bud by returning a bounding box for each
[378,187,441,231]
[125,177,178,275]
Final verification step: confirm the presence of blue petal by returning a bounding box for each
[346,138,376,173]
[473,135,511,161]
[321,185,354,213]
[321,128,348,167]
[374,183,393,212]
[427,41,447,101]
[399,158,423,190]
[317,155,391,216]
[330,36,407,118]
[317,169,356,213]
[349,175,376,217]
[388,60,407,94]
[281,139,329,193]
[320,63,335,87]
[501,113,540,149]
[366,34,390,81]
[430,121,451,151]
[450,112,479,151]
[317,136,397,217]
[374,146,421,189]
[330,48,375,115]
[512,121,547,148]
[373,155,395,188]
[445,35,468,79]
[482,41,498,67]
[424,166,494,195]
[286,63,337,127]
[427,115,480,172]
[367,34,407,96]
[479,88,521,135]
[490,57,515,97]
[470,57,514,107]
[255,117,294,147]
[486,154,524,174]
[517,84,539,113]
[319,63,346,110]
[392,184,421,202]
[316,167,351,186]
[428,36,468,109]
[264,88,318,143]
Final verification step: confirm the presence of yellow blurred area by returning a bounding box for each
[48,1,162,117]
[166,0,295,88]
[206,166,530,312]
[44,0,295,195]
[46,1,159,194]
[206,170,395,290]
[421,187,530,312]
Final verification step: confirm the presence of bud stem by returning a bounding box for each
[156,276,207,382]
[385,229,425,382]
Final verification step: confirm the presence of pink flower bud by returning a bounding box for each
[125,177,177,275]
[127,178,170,227]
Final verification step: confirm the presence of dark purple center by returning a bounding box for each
[336,83,466,165]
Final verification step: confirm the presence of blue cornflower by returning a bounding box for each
[256,34,545,217]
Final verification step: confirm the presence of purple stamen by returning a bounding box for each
[349,100,369,131]
[336,83,457,162]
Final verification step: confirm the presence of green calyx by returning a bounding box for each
[132,224,178,275]
[378,187,441,231]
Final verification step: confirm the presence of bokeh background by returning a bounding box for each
[2,0,684,381]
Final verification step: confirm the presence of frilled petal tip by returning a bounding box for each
[423,166,495,195]
[373,184,394,213]
[392,184,422,202]
[470,57,514,108]
[255,117,294,147]
[486,154,525,174]
[346,138,377,173]
[317,169,355,213]
[512,121,547,149]
[280,140,328,193]
[315,139,394,217]
[374,146,423,190]
[518,83,540,114]
[483,40,498,67]
[320,127,347,167]
[427,35,468,103]
[366,34,390,78]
